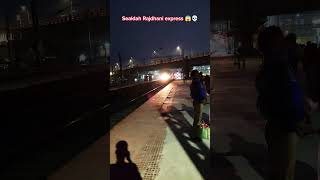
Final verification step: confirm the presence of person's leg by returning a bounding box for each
[267,128,299,180]
[266,123,280,180]
[266,124,287,180]
[285,132,299,180]
[199,103,203,124]
[192,101,202,138]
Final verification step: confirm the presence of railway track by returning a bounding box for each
[108,80,173,129]
[0,78,172,178]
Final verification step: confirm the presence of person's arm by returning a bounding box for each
[306,97,319,113]
[296,97,319,137]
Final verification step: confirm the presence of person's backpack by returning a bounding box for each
[190,79,206,102]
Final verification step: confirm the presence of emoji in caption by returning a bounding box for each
[185,15,191,22]
[192,15,198,22]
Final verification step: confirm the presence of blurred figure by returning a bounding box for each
[303,41,312,72]
[304,42,320,103]
[199,72,205,85]
[79,53,87,65]
[236,43,246,69]
[183,73,187,84]
[190,70,207,142]
[199,72,209,100]
[256,26,305,180]
[204,75,211,94]
[296,44,305,67]
[285,33,299,76]
[110,141,142,180]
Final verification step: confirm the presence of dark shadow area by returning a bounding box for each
[242,111,266,131]
[295,160,317,180]
[161,106,210,180]
[211,152,242,180]
[211,133,267,179]
[0,108,107,179]
[0,0,110,179]
[110,141,142,180]
[213,134,317,180]
[227,133,268,179]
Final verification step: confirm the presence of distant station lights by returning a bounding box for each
[176,46,182,55]
[128,57,135,68]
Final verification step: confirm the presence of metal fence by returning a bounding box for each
[121,52,211,70]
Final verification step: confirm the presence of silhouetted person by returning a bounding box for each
[236,44,246,69]
[199,72,207,95]
[204,75,210,94]
[304,42,320,103]
[183,74,187,84]
[285,33,299,76]
[110,141,142,180]
[256,26,305,180]
[199,72,205,85]
[303,41,311,70]
[296,44,305,68]
[190,70,207,142]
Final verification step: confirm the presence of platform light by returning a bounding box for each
[160,72,170,81]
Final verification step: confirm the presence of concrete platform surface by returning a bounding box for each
[109,80,210,180]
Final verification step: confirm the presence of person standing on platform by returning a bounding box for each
[256,26,305,180]
[190,70,207,141]
[199,72,208,95]
[204,75,211,94]
[199,72,205,84]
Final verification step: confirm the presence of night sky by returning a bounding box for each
[110,0,210,65]
[1,0,210,65]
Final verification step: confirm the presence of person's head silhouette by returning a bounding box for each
[111,141,142,180]
[258,26,288,66]
[115,140,132,164]
[258,26,285,56]
[191,70,199,78]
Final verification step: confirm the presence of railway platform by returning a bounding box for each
[49,59,318,180]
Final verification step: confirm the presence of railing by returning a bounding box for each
[120,52,210,70]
